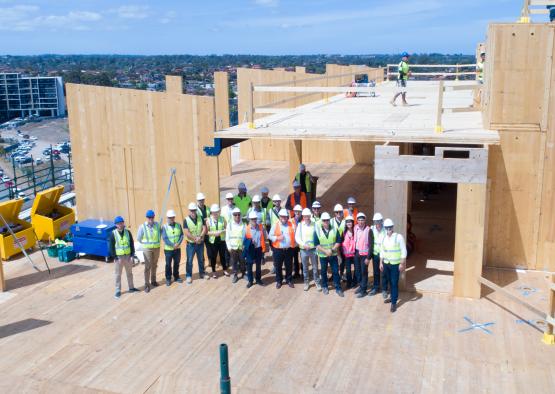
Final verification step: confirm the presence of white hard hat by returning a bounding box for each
[252,194,261,203]
[248,211,258,219]
[345,215,354,221]
[373,212,384,221]
[260,186,269,194]
[232,207,241,214]
[238,182,247,190]
[347,197,356,204]
[210,204,220,212]
[312,201,321,208]
[278,208,288,217]
[384,218,394,227]
[166,209,176,218]
[188,202,198,211]
[196,192,205,200]
[302,208,312,216]
[320,212,331,220]
[357,212,366,219]
[333,204,343,212]
[225,192,234,199]
[293,204,303,212]
[272,194,281,201]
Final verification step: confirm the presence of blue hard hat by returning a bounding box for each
[146,210,155,218]
[401,52,409,57]
[114,216,124,224]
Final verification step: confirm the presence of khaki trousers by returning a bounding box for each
[115,255,134,292]
[143,248,160,286]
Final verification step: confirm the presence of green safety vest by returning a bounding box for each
[398,61,409,80]
[297,221,316,249]
[164,223,182,251]
[197,205,210,221]
[208,216,226,244]
[331,218,345,236]
[371,226,386,256]
[269,208,280,226]
[228,222,245,250]
[185,215,203,242]
[477,62,484,81]
[140,222,160,249]
[295,172,311,193]
[113,229,131,256]
[316,227,338,258]
[233,195,252,217]
[221,205,234,224]
[382,233,402,264]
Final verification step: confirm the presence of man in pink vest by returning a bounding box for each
[354,212,374,298]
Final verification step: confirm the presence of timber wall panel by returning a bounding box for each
[67,84,218,232]
[237,65,383,164]
[215,72,232,176]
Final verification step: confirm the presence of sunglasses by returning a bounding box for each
[385,226,393,230]
[233,213,241,216]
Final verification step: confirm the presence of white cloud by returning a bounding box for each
[113,5,149,19]
[253,0,279,7]
[0,5,102,31]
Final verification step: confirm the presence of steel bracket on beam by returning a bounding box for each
[203,138,247,157]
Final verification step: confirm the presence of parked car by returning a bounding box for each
[19,157,32,165]
[52,149,60,155]
[30,136,38,141]
[22,134,30,139]
[2,175,10,182]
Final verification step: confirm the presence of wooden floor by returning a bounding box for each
[0,161,554,393]
[216,81,500,145]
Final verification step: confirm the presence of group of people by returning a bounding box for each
[110,165,407,313]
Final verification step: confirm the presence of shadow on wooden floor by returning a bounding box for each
[0,318,52,339]
[5,263,97,291]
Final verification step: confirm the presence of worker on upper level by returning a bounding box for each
[110,216,139,299]
[391,52,411,106]
[286,180,308,215]
[184,202,207,284]
[548,5,555,22]
[476,52,485,84]
[294,164,317,206]
[380,218,407,313]
[161,209,183,286]
[233,182,252,220]
[137,209,161,293]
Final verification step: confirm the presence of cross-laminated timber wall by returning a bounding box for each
[483,23,555,271]
[66,83,219,232]
[237,64,384,164]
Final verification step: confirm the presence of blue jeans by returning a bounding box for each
[164,249,181,281]
[246,246,263,283]
[372,254,388,291]
[384,263,400,305]
[186,242,205,278]
[320,255,340,291]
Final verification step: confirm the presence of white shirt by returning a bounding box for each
[380,232,407,260]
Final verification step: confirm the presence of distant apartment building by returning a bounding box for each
[0,73,66,123]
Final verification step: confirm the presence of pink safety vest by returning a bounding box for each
[355,225,370,256]
[342,230,356,258]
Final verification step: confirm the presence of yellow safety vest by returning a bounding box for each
[228,222,245,250]
[297,221,316,249]
[185,216,203,242]
[371,226,386,256]
[269,208,280,226]
[295,172,311,193]
[382,233,402,264]
[113,229,131,256]
[316,227,338,258]
[164,223,182,251]
[233,195,252,217]
[141,222,160,249]
[208,216,225,244]
[331,218,345,236]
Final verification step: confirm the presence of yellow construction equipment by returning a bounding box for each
[31,186,75,241]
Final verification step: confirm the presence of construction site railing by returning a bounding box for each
[435,81,481,133]
[386,63,477,81]
[478,275,555,345]
[520,0,555,23]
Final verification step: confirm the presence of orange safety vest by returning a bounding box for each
[288,192,307,217]
[344,208,359,219]
[246,223,266,253]
[272,221,296,249]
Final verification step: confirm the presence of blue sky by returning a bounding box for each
[0,0,536,55]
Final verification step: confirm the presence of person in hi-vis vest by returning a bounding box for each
[161,209,183,286]
[109,216,139,299]
[183,202,207,284]
[136,209,161,293]
[380,218,407,313]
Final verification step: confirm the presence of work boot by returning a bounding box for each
[356,291,366,298]
[276,282,282,289]
[246,282,253,288]
[304,283,309,291]
[256,280,264,286]
[336,289,344,297]
[175,278,183,283]
[223,270,230,277]
[384,297,392,304]
[114,291,121,299]
[287,281,294,289]
[390,304,397,313]
[144,286,150,293]
[369,288,378,296]
[151,281,159,287]
[382,291,389,299]
[322,287,329,295]
[355,287,362,295]
[166,280,171,286]
[129,287,139,293]
[232,274,238,284]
